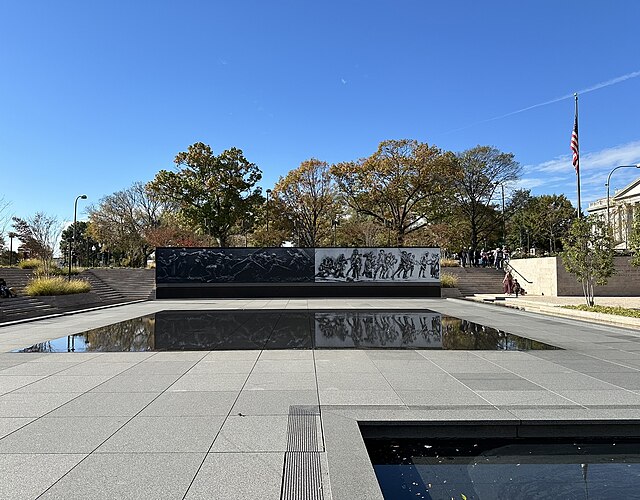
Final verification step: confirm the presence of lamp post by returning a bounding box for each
[8,232,16,266]
[332,218,339,246]
[68,194,87,280]
[265,189,271,233]
[606,164,640,228]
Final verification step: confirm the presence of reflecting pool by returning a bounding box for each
[15,310,559,352]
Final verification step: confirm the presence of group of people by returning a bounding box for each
[502,270,525,297]
[0,278,16,298]
[316,248,440,282]
[458,247,510,269]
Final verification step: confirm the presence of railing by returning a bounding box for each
[504,262,533,284]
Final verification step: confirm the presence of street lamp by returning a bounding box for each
[68,194,87,280]
[331,218,339,246]
[8,232,16,266]
[606,165,640,227]
[265,189,271,233]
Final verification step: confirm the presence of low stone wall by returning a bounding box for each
[508,256,640,297]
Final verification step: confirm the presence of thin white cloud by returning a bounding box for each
[528,140,640,174]
[524,140,640,207]
[439,69,640,135]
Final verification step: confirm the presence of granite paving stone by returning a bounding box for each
[0,362,79,376]
[46,391,158,417]
[139,390,238,416]
[210,415,292,452]
[231,390,319,415]
[0,454,86,500]
[0,417,34,439]
[184,452,285,500]
[0,416,129,453]
[0,375,45,394]
[89,373,182,393]
[16,375,112,394]
[0,392,82,417]
[244,371,317,391]
[455,378,542,391]
[168,373,248,392]
[58,362,137,376]
[96,415,226,453]
[476,390,581,407]
[317,372,393,391]
[320,389,405,406]
[251,359,315,373]
[122,360,197,375]
[37,452,205,500]
[555,389,640,406]
[187,359,256,374]
[396,389,493,406]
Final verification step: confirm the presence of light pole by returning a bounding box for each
[606,165,640,228]
[8,232,16,266]
[265,189,271,234]
[332,218,339,246]
[68,194,87,280]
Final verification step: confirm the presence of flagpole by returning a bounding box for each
[575,93,582,218]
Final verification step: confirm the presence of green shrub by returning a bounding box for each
[25,277,91,296]
[440,258,460,267]
[561,305,640,319]
[440,272,459,288]
[18,259,42,269]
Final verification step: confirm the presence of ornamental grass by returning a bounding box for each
[25,277,91,296]
[440,272,459,288]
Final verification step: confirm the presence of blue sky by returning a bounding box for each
[1,0,639,227]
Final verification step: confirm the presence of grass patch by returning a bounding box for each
[18,258,42,269]
[562,305,640,319]
[440,272,459,288]
[25,277,91,296]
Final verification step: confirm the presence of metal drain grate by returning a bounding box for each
[281,405,323,500]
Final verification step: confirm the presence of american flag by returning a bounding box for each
[571,114,579,174]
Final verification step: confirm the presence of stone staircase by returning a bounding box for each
[82,269,156,301]
[0,268,156,324]
[442,266,507,296]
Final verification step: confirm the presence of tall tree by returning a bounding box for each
[59,221,100,267]
[506,192,575,254]
[331,139,456,246]
[272,159,339,247]
[452,145,522,250]
[147,142,263,247]
[562,215,615,307]
[11,213,62,275]
[88,182,164,267]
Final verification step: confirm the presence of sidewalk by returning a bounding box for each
[468,294,640,329]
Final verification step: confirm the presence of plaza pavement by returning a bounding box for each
[1,297,640,499]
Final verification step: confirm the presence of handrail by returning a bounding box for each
[504,262,533,284]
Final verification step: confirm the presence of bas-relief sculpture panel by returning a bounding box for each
[314,247,440,283]
[156,247,440,285]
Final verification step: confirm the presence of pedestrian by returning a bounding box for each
[459,248,467,268]
[495,247,504,270]
[513,279,521,298]
[502,270,514,294]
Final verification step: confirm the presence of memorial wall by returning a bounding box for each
[155,247,441,298]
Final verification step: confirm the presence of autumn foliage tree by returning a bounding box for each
[272,159,339,247]
[331,139,456,246]
[147,142,263,247]
[451,146,521,250]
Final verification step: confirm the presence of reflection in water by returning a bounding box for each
[315,312,442,348]
[367,437,640,499]
[441,317,552,351]
[14,310,559,352]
